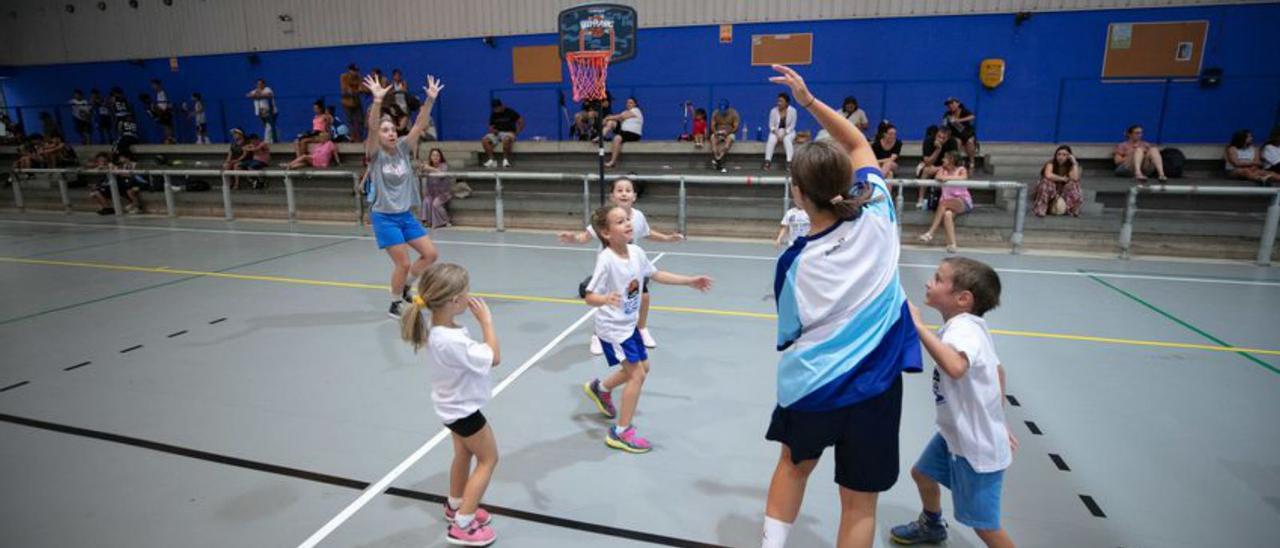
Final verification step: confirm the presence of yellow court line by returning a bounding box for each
[3,255,1278,358]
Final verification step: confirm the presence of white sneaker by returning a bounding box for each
[502,158,511,168]
[915,200,926,210]
[482,158,497,169]
[640,328,656,348]
[589,335,603,355]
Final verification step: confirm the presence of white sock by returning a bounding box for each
[762,516,791,548]
[448,497,462,510]
[614,424,629,436]
[455,512,475,528]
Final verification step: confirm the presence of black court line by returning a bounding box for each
[1,381,30,393]
[1025,421,1042,435]
[63,361,91,371]
[1049,453,1071,471]
[166,330,188,338]
[0,412,731,548]
[119,344,143,354]
[1006,394,1021,407]
[1079,495,1107,518]
[208,318,226,325]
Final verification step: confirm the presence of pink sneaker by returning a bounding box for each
[443,503,491,526]
[605,425,652,453]
[447,520,496,546]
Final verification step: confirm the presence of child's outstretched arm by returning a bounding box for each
[769,64,877,171]
[468,297,501,367]
[645,228,685,243]
[650,271,713,291]
[907,302,969,379]
[557,230,592,244]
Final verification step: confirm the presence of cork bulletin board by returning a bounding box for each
[751,33,813,66]
[512,45,563,84]
[1102,21,1207,79]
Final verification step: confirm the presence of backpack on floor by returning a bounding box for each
[1162,147,1186,178]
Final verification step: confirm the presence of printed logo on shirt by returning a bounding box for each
[623,279,641,315]
[932,368,945,404]
[382,161,408,180]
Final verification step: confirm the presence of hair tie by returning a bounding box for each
[829,194,846,205]
[411,295,425,307]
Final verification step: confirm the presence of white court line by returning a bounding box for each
[3,218,1278,287]
[295,253,664,548]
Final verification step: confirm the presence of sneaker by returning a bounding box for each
[124,203,139,214]
[605,425,652,453]
[443,503,492,527]
[639,328,657,348]
[501,158,511,168]
[583,379,617,419]
[915,200,927,210]
[482,158,497,169]
[388,300,403,319]
[402,285,413,304]
[96,207,115,216]
[589,335,603,355]
[946,244,958,254]
[889,512,948,545]
[762,161,772,171]
[446,521,496,546]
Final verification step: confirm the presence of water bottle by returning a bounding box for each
[742,125,748,141]
[756,126,762,141]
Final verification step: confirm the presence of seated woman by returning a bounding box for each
[285,131,341,170]
[1114,125,1168,181]
[39,133,79,168]
[601,97,643,168]
[416,147,453,228]
[1262,128,1280,174]
[942,97,978,168]
[871,121,902,178]
[917,150,971,253]
[1225,129,1277,185]
[1033,145,1084,217]
[762,93,797,170]
[294,100,333,157]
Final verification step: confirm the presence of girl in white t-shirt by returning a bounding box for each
[581,205,712,453]
[558,178,684,354]
[400,263,501,546]
[776,206,811,247]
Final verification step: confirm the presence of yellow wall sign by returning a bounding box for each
[980,58,1005,89]
[720,24,732,43]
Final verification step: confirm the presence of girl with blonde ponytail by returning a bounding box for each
[398,262,502,546]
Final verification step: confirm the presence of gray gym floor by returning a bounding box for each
[0,211,1277,548]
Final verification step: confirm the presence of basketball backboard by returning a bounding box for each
[558,3,637,62]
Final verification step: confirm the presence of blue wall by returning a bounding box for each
[2,4,1276,145]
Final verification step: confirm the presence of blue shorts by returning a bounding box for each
[914,433,1005,531]
[601,328,647,367]
[371,210,429,249]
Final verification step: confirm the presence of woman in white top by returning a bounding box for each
[1225,129,1277,185]
[1262,128,1280,174]
[764,93,798,170]
[603,97,643,168]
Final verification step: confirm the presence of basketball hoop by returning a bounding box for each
[566,50,611,102]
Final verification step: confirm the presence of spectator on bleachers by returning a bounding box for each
[417,147,453,228]
[13,134,45,171]
[246,79,277,143]
[327,106,351,143]
[1225,129,1277,185]
[295,99,333,157]
[39,111,61,140]
[340,64,366,141]
[871,121,902,179]
[0,112,15,145]
[390,69,409,113]
[942,97,977,168]
[1113,125,1167,182]
[602,97,643,168]
[573,91,614,141]
[816,96,870,141]
[101,152,148,214]
[1262,128,1280,174]
[90,89,113,144]
[70,89,93,145]
[39,133,79,168]
[150,79,176,144]
[691,108,708,149]
[763,93,797,171]
[237,133,271,190]
[186,92,210,144]
[481,99,523,168]
[914,125,959,208]
[109,87,132,134]
[917,150,971,253]
[113,117,140,160]
[710,99,740,172]
[223,128,247,170]
[384,102,411,136]
[85,152,118,214]
[286,131,340,170]
[1033,145,1083,217]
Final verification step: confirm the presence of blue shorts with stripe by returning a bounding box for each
[601,328,647,367]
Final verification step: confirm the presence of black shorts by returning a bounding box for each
[766,376,903,492]
[445,410,487,438]
[619,131,641,143]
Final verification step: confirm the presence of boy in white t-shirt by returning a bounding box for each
[775,205,810,247]
[891,257,1016,547]
[581,205,712,453]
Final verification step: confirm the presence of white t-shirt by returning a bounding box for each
[70,98,92,121]
[252,87,275,116]
[154,90,170,112]
[779,207,810,247]
[586,244,657,343]
[620,108,643,135]
[586,207,651,242]
[933,313,1011,473]
[1263,144,1280,169]
[427,325,495,423]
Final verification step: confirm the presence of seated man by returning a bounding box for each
[91,152,148,215]
[481,99,523,168]
[914,125,960,209]
[710,99,740,173]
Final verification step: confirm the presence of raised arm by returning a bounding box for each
[363,74,391,156]
[769,65,876,170]
[406,75,443,145]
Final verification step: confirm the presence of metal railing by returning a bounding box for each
[12,167,1028,254]
[1118,185,1280,266]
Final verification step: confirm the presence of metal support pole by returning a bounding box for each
[782,175,790,216]
[284,174,296,222]
[494,175,505,232]
[220,173,234,221]
[895,181,904,215]
[1258,193,1280,266]
[1011,184,1027,255]
[162,174,176,218]
[582,175,591,227]
[56,173,71,213]
[10,173,24,211]
[352,173,364,226]
[678,177,687,237]
[1118,186,1139,259]
[107,173,123,216]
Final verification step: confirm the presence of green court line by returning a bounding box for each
[0,238,353,326]
[1084,272,1279,376]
